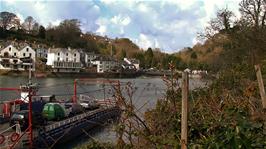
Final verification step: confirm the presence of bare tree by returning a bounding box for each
[32,22,40,35]
[239,0,266,27]
[0,11,20,30]
[22,16,37,33]
[199,8,234,40]
[238,0,266,64]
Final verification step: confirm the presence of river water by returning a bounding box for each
[0,76,208,148]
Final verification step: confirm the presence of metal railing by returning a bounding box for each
[0,124,21,149]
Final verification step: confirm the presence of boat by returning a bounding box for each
[0,79,121,149]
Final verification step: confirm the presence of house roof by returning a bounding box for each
[92,56,118,62]
[0,44,34,52]
[48,48,79,54]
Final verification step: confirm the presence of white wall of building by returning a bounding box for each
[92,59,119,73]
[20,46,36,61]
[0,45,36,71]
[46,48,82,72]
[46,52,56,66]
[0,45,20,58]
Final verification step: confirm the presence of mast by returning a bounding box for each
[28,65,33,148]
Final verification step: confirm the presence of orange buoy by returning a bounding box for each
[10,133,19,142]
[0,134,5,144]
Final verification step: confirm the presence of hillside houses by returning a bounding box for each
[84,52,100,67]
[91,56,120,73]
[0,45,36,71]
[0,43,140,74]
[46,48,82,72]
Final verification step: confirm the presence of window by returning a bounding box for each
[9,47,11,51]
[14,52,16,56]
[66,58,68,62]
[58,53,60,56]
[29,53,32,57]
[26,48,29,52]
[57,57,60,61]
[23,53,26,57]
[66,53,68,56]
[74,58,76,62]
[74,53,76,57]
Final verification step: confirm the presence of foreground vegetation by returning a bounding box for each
[75,0,266,148]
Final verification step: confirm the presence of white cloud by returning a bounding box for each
[15,13,24,23]
[166,0,195,10]
[51,19,61,26]
[138,3,149,12]
[111,14,131,26]
[99,0,116,5]
[96,25,107,35]
[2,0,16,5]
[34,1,45,11]
[135,34,153,50]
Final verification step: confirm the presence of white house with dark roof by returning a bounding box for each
[0,45,36,71]
[20,46,36,61]
[84,52,99,67]
[91,56,120,73]
[46,48,82,72]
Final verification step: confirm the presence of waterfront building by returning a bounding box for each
[36,48,48,59]
[123,58,140,70]
[84,52,100,67]
[0,45,36,71]
[91,56,120,73]
[46,48,82,72]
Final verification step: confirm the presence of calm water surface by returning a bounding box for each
[0,76,207,148]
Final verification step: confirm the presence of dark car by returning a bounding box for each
[65,103,84,117]
[10,110,46,131]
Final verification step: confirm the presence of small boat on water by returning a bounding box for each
[0,79,121,149]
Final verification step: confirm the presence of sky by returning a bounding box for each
[0,0,242,53]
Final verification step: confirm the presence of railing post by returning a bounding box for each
[181,71,189,149]
[255,64,266,109]
[28,87,33,149]
[74,79,77,103]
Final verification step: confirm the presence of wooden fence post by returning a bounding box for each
[181,72,189,149]
[255,64,266,109]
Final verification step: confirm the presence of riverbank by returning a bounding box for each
[0,70,208,79]
[0,70,177,78]
[0,70,142,78]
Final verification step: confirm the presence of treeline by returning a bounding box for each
[0,12,99,52]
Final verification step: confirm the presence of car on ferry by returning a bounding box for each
[10,110,46,131]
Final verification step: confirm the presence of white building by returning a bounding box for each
[0,45,36,71]
[20,46,36,61]
[46,48,82,72]
[91,56,120,73]
[123,58,140,70]
[84,52,99,67]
